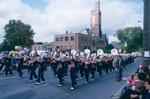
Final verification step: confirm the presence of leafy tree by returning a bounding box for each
[111,41,123,49]
[104,44,114,53]
[116,27,143,52]
[1,19,35,51]
[0,43,2,52]
[35,42,43,44]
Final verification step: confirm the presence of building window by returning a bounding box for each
[100,40,102,44]
[71,36,74,41]
[93,40,95,47]
[64,45,68,49]
[89,38,92,42]
[60,46,63,49]
[56,37,59,41]
[81,37,86,41]
[60,37,64,41]
[70,45,74,49]
[65,36,69,41]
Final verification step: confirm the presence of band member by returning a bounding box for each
[79,58,84,79]
[69,60,77,90]
[36,57,47,85]
[117,56,124,81]
[84,56,91,84]
[24,56,30,74]
[4,54,13,76]
[108,57,113,72]
[17,55,24,78]
[96,56,103,77]
[28,56,37,82]
[102,57,109,75]
[113,56,123,81]
[51,58,58,78]
[57,61,64,87]
[11,55,17,70]
[91,58,96,81]
[0,57,5,74]
[63,57,69,76]
[74,57,80,80]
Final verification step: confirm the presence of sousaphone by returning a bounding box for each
[111,49,118,55]
[97,49,104,56]
[71,49,77,56]
[84,49,90,56]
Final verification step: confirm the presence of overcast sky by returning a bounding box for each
[0,0,143,43]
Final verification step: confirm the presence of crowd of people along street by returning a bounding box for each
[112,62,150,99]
[0,50,135,91]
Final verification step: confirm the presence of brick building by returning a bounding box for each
[54,32,105,52]
[54,0,108,52]
[32,42,54,51]
[32,44,43,51]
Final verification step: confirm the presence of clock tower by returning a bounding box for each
[91,0,102,38]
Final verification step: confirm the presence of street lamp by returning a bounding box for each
[143,0,150,67]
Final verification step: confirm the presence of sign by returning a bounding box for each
[144,51,150,57]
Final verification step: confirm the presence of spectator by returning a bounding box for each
[144,79,150,99]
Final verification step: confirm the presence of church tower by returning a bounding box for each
[91,0,102,38]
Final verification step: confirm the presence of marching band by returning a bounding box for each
[0,49,135,90]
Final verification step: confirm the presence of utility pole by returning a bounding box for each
[143,0,150,67]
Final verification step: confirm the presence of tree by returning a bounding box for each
[35,42,43,45]
[104,44,114,53]
[1,19,35,51]
[0,43,2,52]
[116,27,143,52]
[111,41,123,48]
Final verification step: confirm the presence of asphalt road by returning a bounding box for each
[0,57,142,99]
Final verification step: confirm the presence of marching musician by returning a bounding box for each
[113,56,123,81]
[74,56,80,80]
[96,56,103,77]
[36,57,47,85]
[63,56,69,77]
[84,55,91,84]
[28,56,37,82]
[69,60,77,90]
[91,57,96,81]
[4,54,13,76]
[78,56,85,79]
[57,61,64,87]
[102,56,109,75]
[51,57,58,78]
[17,54,24,78]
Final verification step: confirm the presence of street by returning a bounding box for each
[0,57,142,99]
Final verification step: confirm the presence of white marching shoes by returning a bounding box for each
[58,84,62,87]
[70,87,74,90]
